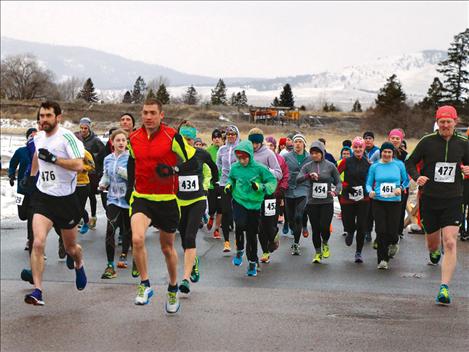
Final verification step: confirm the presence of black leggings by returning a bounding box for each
[76,185,90,223]
[179,200,206,250]
[233,200,260,263]
[105,204,131,262]
[259,196,278,254]
[398,190,409,235]
[306,203,334,251]
[208,187,222,217]
[341,201,369,253]
[285,197,307,244]
[221,188,233,241]
[372,200,401,263]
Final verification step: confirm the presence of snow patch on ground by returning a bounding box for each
[1,177,20,219]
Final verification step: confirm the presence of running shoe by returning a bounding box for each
[460,232,469,241]
[89,217,97,230]
[388,244,399,259]
[354,252,363,263]
[322,243,330,258]
[429,249,442,265]
[117,254,128,268]
[213,229,221,239]
[79,223,89,234]
[21,268,34,285]
[302,227,309,238]
[377,260,389,270]
[312,253,322,264]
[373,239,378,250]
[436,284,451,305]
[291,243,301,256]
[232,250,244,266]
[247,261,257,277]
[75,265,87,290]
[24,288,44,306]
[101,265,117,279]
[58,237,66,259]
[365,232,372,242]
[179,279,191,296]
[345,232,354,246]
[135,284,154,305]
[190,256,200,283]
[24,240,29,251]
[282,223,290,235]
[223,241,231,253]
[77,218,84,229]
[131,260,140,278]
[165,291,180,314]
[66,253,75,270]
[202,213,209,224]
[268,232,280,253]
[207,217,214,231]
[260,252,270,263]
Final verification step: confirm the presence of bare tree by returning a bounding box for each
[56,76,84,101]
[147,76,170,92]
[0,53,56,100]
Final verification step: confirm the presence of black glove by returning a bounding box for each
[20,176,36,193]
[155,164,175,177]
[38,148,57,163]
[251,181,259,191]
[9,175,15,187]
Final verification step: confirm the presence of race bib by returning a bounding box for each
[349,186,364,202]
[312,183,328,199]
[264,199,276,216]
[434,162,456,183]
[380,183,395,198]
[109,182,126,198]
[179,175,199,192]
[15,193,25,206]
[39,169,56,189]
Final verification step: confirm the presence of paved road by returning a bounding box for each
[1,210,468,352]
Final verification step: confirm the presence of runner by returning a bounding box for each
[337,145,353,237]
[318,138,337,166]
[99,129,135,279]
[217,125,240,253]
[225,140,277,275]
[206,128,224,239]
[363,131,380,244]
[75,150,95,235]
[406,105,469,304]
[126,98,196,312]
[462,127,469,241]
[366,142,409,269]
[279,133,295,157]
[337,137,371,263]
[176,121,218,296]
[23,101,87,305]
[283,134,311,255]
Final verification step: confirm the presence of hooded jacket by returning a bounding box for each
[252,144,283,180]
[226,140,277,210]
[284,150,312,198]
[99,151,130,209]
[275,153,289,196]
[75,130,106,174]
[217,125,240,186]
[297,141,342,205]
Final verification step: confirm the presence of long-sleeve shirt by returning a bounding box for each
[366,160,409,202]
[8,145,31,194]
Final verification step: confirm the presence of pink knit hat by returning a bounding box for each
[352,136,365,147]
[388,129,404,140]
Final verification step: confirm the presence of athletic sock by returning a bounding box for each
[141,279,150,287]
[168,283,178,293]
[107,261,114,267]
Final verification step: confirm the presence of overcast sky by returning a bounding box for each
[1,1,468,78]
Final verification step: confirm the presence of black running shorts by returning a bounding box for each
[420,195,463,234]
[31,190,81,229]
[207,186,222,215]
[130,197,180,233]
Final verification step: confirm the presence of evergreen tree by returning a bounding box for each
[76,77,98,103]
[231,90,248,108]
[211,79,227,105]
[437,28,469,109]
[146,88,156,100]
[322,103,330,112]
[279,84,294,107]
[122,90,132,103]
[418,77,445,111]
[352,99,362,112]
[272,97,280,107]
[183,85,199,105]
[131,76,146,104]
[156,83,170,104]
[375,74,407,114]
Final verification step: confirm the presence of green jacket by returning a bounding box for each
[226,140,277,210]
[206,144,220,190]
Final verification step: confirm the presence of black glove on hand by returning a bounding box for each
[20,176,36,192]
[9,176,15,187]
[251,181,259,191]
[38,148,57,163]
[156,164,175,177]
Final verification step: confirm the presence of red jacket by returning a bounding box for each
[275,153,289,196]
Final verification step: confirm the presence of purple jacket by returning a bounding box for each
[253,145,282,180]
[216,125,240,186]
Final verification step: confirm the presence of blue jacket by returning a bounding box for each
[366,159,409,202]
[8,145,31,194]
[99,151,130,209]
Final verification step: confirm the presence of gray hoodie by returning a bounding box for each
[253,144,283,180]
[296,141,342,204]
[284,150,312,198]
[216,125,240,186]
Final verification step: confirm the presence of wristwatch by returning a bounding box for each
[51,155,57,164]
[173,165,179,173]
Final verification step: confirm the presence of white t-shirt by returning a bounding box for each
[35,127,85,196]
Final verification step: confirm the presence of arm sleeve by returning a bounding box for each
[279,157,289,191]
[99,162,110,188]
[337,158,346,174]
[261,166,278,196]
[365,164,375,194]
[64,133,85,159]
[8,150,20,177]
[405,139,424,181]
[332,165,342,194]
[268,152,283,180]
[202,163,211,191]
[399,161,410,189]
[296,163,310,183]
[202,150,219,185]
[172,133,196,162]
[82,150,95,172]
[127,153,135,191]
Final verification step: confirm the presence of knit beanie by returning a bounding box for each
[380,142,395,153]
[265,136,277,148]
[292,133,306,145]
[79,117,92,127]
[248,127,264,144]
[363,131,374,139]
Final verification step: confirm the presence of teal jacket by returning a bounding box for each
[226,140,277,210]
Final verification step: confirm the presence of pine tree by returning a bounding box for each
[231,90,248,108]
[230,92,238,106]
[352,99,362,112]
[76,77,98,103]
[322,103,330,112]
[437,28,469,109]
[211,79,227,105]
[279,84,294,107]
[272,97,280,107]
[183,85,199,105]
[375,74,407,114]
[146,88,156,100]
[131,76,146,104]
[156,83,170,104]
[122,90,132,103]
[418,77,445,111]
[239,90,248,107]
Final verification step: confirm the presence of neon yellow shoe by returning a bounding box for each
[322,243,330,258]
[260,252,270,263]
[312,253,322,264]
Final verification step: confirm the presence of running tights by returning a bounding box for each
[306,203,334,251]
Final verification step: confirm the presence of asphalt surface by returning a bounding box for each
[1,208,469,352]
